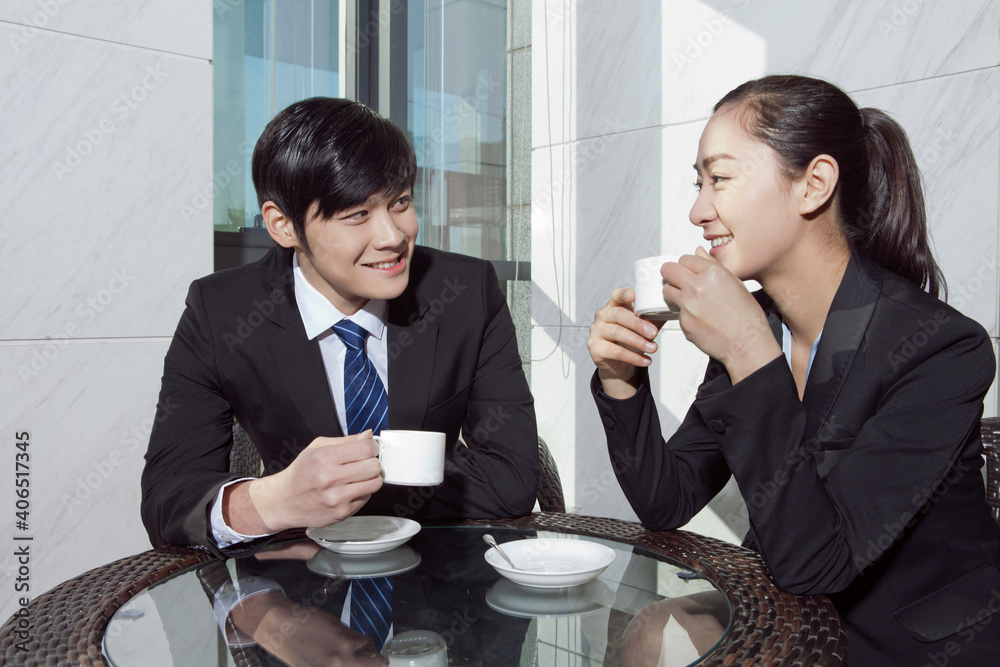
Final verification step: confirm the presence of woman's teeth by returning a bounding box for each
[369,259,399,269]
[711,235,733,248]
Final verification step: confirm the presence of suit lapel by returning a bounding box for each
[385,257,439,430]
[800,252,882,440]
[263,248,342,438]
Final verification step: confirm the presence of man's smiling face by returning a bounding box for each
[287,189,418,315]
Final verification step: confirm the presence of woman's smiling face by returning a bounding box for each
[689,105,803,284]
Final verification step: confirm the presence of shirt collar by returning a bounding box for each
[292,252,387,341]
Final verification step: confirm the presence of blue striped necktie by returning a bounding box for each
[332,319,388,436]
[331,319,392,651]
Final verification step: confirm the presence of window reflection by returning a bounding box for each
[214,0,341,232]
[408,0,507,261]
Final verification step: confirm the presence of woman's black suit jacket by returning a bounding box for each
[593,252,1000,664]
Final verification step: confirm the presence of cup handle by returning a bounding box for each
[372,435,383,463]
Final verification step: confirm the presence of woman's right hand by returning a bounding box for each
[588,288,662,399]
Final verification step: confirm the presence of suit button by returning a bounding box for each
[710,419,726,434]
[602,416,615,429]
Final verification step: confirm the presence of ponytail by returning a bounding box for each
[857,108,944,297]
[715,76,945,298]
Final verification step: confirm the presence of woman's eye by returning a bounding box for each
[693,181,703,191]
[711,175,728,185]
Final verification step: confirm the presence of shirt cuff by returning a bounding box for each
[210,478,274,549]
[212,574,284,647]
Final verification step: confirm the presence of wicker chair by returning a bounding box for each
[536,436,566,512]
[982,417,1000,527]
[230,421,567,512]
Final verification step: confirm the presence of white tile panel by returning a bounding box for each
[0,339,169,621]
[0,25,213,341]
[0,0,211,60]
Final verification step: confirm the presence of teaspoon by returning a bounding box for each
[483,534,521,570]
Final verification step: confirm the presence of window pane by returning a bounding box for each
[407,0,507,261]
[214,0,341,232]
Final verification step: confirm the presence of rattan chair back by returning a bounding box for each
[982,417,1000,527]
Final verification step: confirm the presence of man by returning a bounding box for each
[141,98,538,556]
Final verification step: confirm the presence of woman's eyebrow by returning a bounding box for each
[694,153,737,171]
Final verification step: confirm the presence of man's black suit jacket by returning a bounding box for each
[593,252,1000,664]
[142,245,538,555]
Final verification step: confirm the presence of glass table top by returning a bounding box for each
[102,525,731,666]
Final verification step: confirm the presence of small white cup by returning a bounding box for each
[374,430,446,486]
[383,630,448,666]
[632,255,680,321]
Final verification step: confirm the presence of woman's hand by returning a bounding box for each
[662,248,781,384]
[588,287,663,399]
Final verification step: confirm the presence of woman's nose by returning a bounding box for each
[689,189,716,227]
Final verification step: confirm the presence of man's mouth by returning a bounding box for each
[367,259,400,269]
[364,254,406,273]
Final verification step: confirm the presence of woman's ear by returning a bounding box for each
[261,202,299,249]
[796,154,839,216]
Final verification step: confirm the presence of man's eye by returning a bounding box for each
[693,181,702,191]
[712,175,728,184]
[393,196,412,210]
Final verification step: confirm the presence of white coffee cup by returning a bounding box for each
[382,630,448,666]
[374,430,446,486]
[632,255,680,321]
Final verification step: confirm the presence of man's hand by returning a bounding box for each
[230,590,387,665]
[224,431,383,534]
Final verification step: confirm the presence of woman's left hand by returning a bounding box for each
[662,248,781,384]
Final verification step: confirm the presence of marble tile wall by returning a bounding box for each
[531,0,1000,537]
[0,1,212,621]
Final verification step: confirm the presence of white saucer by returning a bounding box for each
[486,578,615,618]
[306,516,421,554]
[307,546,422,579]
[484,537,616,589]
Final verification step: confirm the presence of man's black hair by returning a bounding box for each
[251,97,417,249]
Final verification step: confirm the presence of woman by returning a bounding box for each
[588,75,1000,664]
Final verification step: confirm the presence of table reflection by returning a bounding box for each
[102,526,729,666]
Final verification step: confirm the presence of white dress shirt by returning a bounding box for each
[209,252,389,548]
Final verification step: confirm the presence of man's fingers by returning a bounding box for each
[307,430,377,456]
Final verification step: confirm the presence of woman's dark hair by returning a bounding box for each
[251,97,417,250]
[714,75,944,297]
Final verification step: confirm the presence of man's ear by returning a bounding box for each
[795,154,839,216]
[261,201,299,249]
